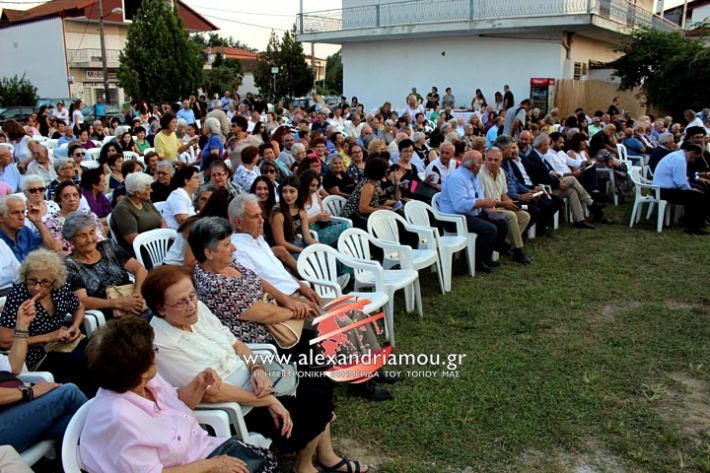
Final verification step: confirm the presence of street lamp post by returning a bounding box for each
[97,0,122,104]
[271,66,279,105]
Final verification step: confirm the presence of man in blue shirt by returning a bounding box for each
[652,143,708,234]
[176,99,196,125]
[93,95,106,120]
[438,150,507,272]
[0,195,59,261]
[57,124,76,147]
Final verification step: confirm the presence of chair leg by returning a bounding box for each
[384,298,395,347]
[441,250,453,292]
[657,201,667,233]
[413,278,423,319]
[629,200,638,228]
[553,211,559,230]
[646,202,654,220]
[403,283,413,313]
[434,259,445,295]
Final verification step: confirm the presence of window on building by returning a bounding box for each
[122,0,141,21]
[574,62,582,80]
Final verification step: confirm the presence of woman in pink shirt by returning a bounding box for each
[79,317,276,473]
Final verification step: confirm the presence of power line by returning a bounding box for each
[0,1,44,5]
[200,13,290,31]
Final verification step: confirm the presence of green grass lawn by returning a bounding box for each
[330,203,710,473]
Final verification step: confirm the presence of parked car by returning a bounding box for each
[0,106,34,122]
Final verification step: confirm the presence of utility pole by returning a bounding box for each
[98,0,110,104]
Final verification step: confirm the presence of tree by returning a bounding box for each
[191,32,257,52]
[324,51,343,94]
[118,0,204,103]
[254,28,314,100]
[0,74,38,106]
[203,56,244,97]
[610,28,709,117]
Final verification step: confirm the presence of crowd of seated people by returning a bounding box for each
[0,88,708,472]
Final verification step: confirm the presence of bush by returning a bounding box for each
[0,74,38,106]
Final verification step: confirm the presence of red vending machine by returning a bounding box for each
[529,78,556,116]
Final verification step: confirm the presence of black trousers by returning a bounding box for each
[660,188,708,229]
[453,213,507,266]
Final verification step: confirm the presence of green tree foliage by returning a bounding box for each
[203,54,244,97]
[254,29,314,100]
[0,74,38,106]
[610,28,709,117]
[191,32,257,52]
[118,0,204,103]
[324,51,343,94]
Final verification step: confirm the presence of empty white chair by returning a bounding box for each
[298,243,391,340]
[143,147,156,156]
[123,151,143,164]
[338,228,421,346]
[132,228,177,268]
[404,200,474,292]
[595,167,618,206]
[84,148,101,162]
[368,209,445,294]
[628,166,666,233]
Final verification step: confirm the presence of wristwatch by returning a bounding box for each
[18,385,30,402]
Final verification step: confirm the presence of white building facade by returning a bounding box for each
[297,0,678,112]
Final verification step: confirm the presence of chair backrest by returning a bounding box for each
[106,213,118,244]
[367,210,402,243]
[297,244,343,299]
[431,192,442,211]
[102,136,115,145]
[403,200,433,229]
[132,228,177,268]
[123,151,142,164]
[61,398,95,472]
[616,143,628,162]
[85,148,101,161]
[153,201,169,217]
[143,147,156,156]
[337,228,372,261]
[80,160,100,170]
[322,195,347,216]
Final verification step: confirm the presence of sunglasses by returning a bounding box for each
[73,152,85,157]
[263,169,276,174]
[27,187,46,194]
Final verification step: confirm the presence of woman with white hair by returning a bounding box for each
[110,172,166,256]
[21,175,59,233]
[44,182,106,254]
[46,157,80,201]
[0,248,96,395]
[200,116,224,171]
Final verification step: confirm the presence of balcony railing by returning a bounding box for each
[300,0,679,35]
[66,48,122,65]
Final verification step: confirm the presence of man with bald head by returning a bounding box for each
[517,130,534,159]
[0,145,20,193]
[438,150,508,273]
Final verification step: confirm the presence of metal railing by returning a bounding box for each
[66,48,121,64]
[300,0,679,34]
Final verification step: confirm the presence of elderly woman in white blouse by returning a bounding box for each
[21,175,58,232]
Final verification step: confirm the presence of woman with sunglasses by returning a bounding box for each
[21,175,58,233]
[67,144,86,179]
[0,249,96,396]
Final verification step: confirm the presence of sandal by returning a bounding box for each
[315,457,368,473]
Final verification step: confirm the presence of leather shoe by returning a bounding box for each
[475,262,492,273]
[488,260,501,267]
[573,221,596,229]
[512,249,531,265]
[348,380,394,401]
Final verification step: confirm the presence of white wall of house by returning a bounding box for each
[239,73,258,96]
[0,18,69,99]
[341,35,563,112]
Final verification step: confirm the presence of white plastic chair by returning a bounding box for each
[338,228,421,346]
[628,166,666,233]
[123,151,144,165]
[85,148,101,162]
[322,195,347,216]
[431,192,482,251]
[153,200,169,218]
[297,244,391,341]
[102,136,115,146]
[132,228,177,268]
[595,167,618,206]
[368,209,445,294]
[404,200,474,292]
[143,147,156,156]
[62,399,232,473]
[18,372,56,466]
[106,213,119,245]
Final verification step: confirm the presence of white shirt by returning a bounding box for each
[425,158,457,185]
[164,188,195,230]
[0,238,19,290]
[543,149,573,175]
[26,161,58,185]
[511,157,534,186]
[151,302,250,389]
[231,232,300,295]
[52,108,69,122]
[234,165,260,193]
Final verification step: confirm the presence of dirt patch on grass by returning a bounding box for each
[662,300,709,312]
[332,437,387,470]
[657,372,710,442]
[515,445,626,473]
[590,301,643,324]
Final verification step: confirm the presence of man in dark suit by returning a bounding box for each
[495,135,563,235]
[523,133,606,228]
[648,132,675,173]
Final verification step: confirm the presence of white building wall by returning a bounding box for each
[238,73,258,96]
[342,36,563,113]
[0,18,69,99]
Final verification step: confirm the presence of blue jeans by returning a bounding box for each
[0,383,88,452]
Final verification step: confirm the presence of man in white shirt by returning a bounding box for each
[52,102,69,122]
[0,238,19,294]
[25,145,57,185]
[424,142,457,191]
[228,193,321,305]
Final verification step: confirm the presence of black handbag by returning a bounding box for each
[207,438,272,473]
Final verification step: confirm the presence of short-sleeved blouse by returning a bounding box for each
[65,240,131,299]
[340,179,379,220]
[0,282,80,367]
[193,261,274,344]
[346,163,365,184]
